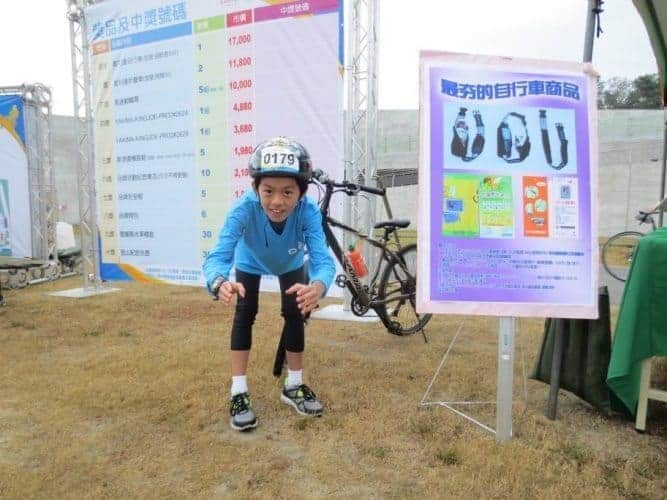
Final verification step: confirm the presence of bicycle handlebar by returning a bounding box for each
[311,169,385,196]
[636,210,657,222]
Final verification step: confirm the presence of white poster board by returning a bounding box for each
[417,52,599,319]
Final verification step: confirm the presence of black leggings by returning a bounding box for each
[230,266,306,352]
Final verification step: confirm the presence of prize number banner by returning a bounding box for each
[87,0,343,285]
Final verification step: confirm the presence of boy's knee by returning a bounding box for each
[235,302,258,323]
[284,332,304,353]
[280,307,301,322]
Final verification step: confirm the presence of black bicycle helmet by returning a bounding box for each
[248,136,312,181]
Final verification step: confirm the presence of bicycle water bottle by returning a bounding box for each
[346,244,368,278]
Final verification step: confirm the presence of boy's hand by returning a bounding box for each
[286,282,324,315]
[216,281,246,306]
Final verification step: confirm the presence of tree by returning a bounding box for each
[599,77,633,108]
[627,74,661,108]
[596,78,605,108]
[598,73,662,109]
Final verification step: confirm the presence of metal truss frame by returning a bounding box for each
[344,0,379,244]
[0,84,57,262]
[67,0,102,291]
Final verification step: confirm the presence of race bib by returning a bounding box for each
[259,145,298,171]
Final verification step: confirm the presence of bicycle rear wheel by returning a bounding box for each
[377,244,432,335]
[601,231,644,282]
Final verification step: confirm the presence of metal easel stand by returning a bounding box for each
[420,317,527,443]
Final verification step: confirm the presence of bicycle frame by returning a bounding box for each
[314,172,415,323]
[322,212,401,306]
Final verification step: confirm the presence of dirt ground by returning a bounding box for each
[0,277,665,498]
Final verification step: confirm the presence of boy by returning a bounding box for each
[203,137,335,431]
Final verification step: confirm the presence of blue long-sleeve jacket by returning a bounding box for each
[202,191,335,293]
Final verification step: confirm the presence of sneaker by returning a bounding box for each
[281,383,323,417]
[229,392,257,431]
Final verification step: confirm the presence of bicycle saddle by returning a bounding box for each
[374,219,411,230]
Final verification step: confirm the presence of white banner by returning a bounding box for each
[86,0,344,285]
[0,94,31,258]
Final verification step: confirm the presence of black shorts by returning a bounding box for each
[230,266,306,352]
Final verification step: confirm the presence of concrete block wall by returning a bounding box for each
[48,110,665,237]
[51,115,80,225]
[598,140,663,235]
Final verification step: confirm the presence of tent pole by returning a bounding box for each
[583,0,598,62]
[661,107,666,227]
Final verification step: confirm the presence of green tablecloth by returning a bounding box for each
[607,227,667,416]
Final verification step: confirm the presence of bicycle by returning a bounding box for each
[601,208,659,282]
[272,169,432,377]
[310,169,432,337]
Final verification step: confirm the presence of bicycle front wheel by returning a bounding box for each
[377,244,432,335]
[601,231,644,282]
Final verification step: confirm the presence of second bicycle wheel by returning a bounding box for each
[377,244,432,335]
[601,231,644,282]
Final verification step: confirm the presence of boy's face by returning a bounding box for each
[256,176,301,223]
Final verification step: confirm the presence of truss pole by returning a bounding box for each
[344,0,379,308]
[346,0,379,196]
[38,86,57,262]
[24,91,46,260]
[25,84,57,261]
[67,0,101,291]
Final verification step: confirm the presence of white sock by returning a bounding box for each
[231,375,248,396]
[286,369,303,388]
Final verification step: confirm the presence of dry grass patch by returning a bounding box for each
[0,277,665,498]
